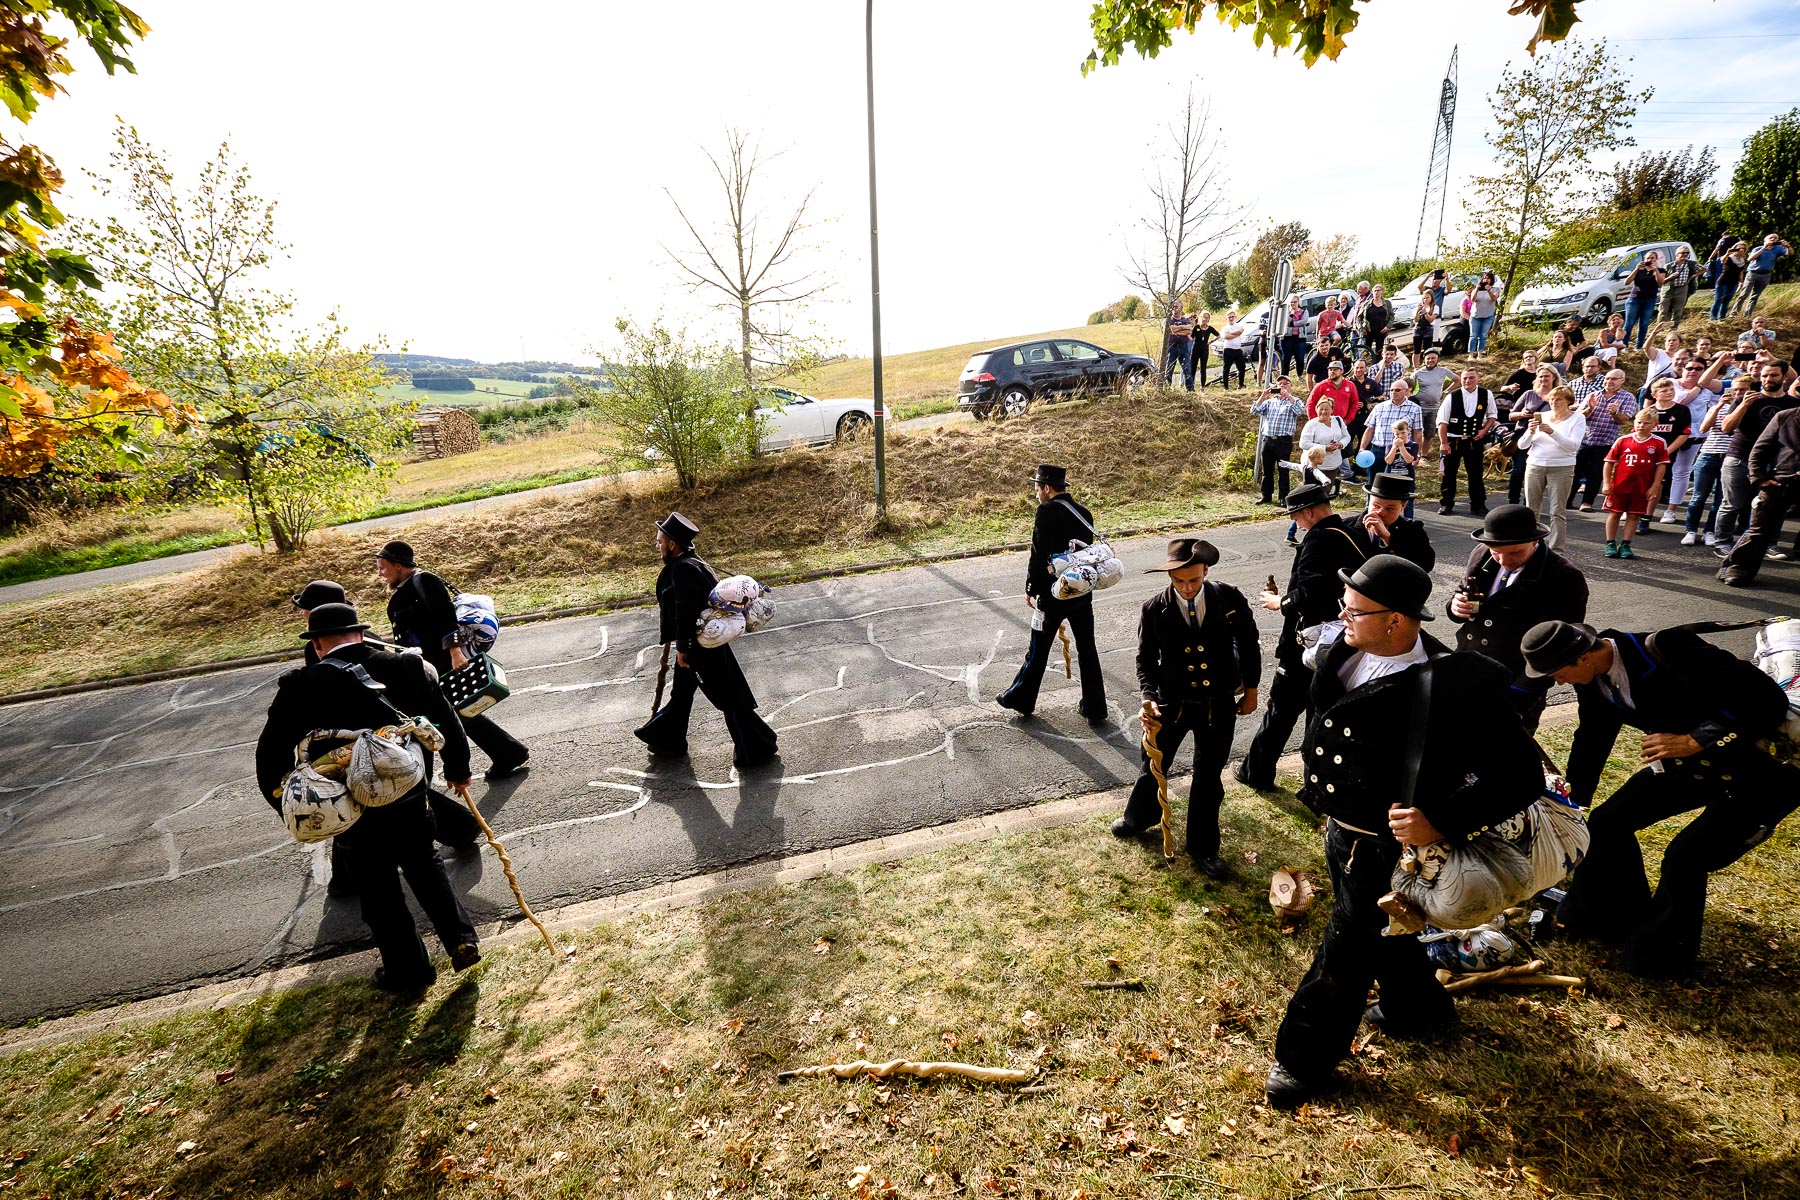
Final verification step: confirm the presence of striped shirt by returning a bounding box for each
[1570,375,1607,403]
[1363,398,1425,447]
[1701,395,1746,456]
[1372,360,1409,393]
[1581,389,1639,446]
[1252,395,1306,437]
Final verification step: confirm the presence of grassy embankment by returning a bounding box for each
[2,722,1795,1199]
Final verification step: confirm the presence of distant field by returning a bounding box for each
[795,320,1166,404]
[377,376,545,407]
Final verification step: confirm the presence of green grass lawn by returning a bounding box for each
[378,377,546,407]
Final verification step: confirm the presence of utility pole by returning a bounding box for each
[865,0,887,524]
[1413,46,1459,261]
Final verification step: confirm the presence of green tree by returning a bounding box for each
[1246,221,1310,297]
[580,319,748,490]
[1610,145,1716,211]
[1198,259,1230,310]
[1225,258,1256,306]
[1724,108,1800,261]
[1293,233,1359,290]
[1453,40,1649,301]
[66,125,402,551]
[0,2,187,483]
[1082,0,1585,72]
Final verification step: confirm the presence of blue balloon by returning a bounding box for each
[1354,449,1377,469]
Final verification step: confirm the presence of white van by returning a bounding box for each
[1508,241,1694,326]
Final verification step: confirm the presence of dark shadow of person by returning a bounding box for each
[165,976,478,1195]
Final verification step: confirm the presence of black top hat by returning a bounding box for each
[1471,504,1549,545]
[299,602,370,641]
[1029,464,1068,489]
[1283,482,1333,513]
[1146,536,1220,572]
[374,540,415,568]
[657,511,700,547]
[291,579,347,610]
[1368,473,1417,502]
[1337,554,1435,621]
[1522,620,1600,678]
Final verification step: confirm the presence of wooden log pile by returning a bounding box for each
[412,407,480,458]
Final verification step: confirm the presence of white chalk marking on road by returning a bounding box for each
[0,832,105,855]
[764,593,1009,638]
[964,630,1004,703]
[514,676,644,696]
[0,837,293,914]
[494,781,650,841]
[763,666,849,720]
[773,690,930,735]
[511,626,610,674]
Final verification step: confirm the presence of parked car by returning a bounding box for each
[956,338,1153,420]
[643,387,874,459]
[1233,300,1270,361]
[1508,241,1693,326]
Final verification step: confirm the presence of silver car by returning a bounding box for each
[1508,241,1694,326]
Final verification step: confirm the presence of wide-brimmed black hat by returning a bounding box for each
[1368,473,1417,502]
[298,602,370,641]
[1336,554,1435,621]
[657,511,699,547]
[1146,536,1220,572]
[1029,464,1068,488]
[291,579,347,610]
[1471,504,1549,545]
[1283,482,1333,513]
[374,540,415,567]
[1522,620,1600,677]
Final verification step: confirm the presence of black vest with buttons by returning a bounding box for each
[1444,387,1493,440]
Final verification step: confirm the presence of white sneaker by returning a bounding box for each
[1660,508,1683,523]
[1703,532,1719,546]
[1680,531,1698,546]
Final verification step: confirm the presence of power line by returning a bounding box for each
[1615,33,1800,41]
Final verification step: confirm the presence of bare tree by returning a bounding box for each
[664,129,829,449]
[1122,88,1242,379]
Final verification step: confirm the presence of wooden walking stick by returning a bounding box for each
[650,641,672,716]
[1137,700,1176,861]
[452,783,557,956]
[1057,625,1073,678]
[777,1059,1035,1085]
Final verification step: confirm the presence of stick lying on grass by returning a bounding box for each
[1437,960,1584,994]
[777,1059,1036,1085]
[453,782,557,956]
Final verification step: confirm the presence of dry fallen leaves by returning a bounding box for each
[813,937,834,955]
[1605,1014,1627,1030]
[1020,1010,1045,1031]
[1162,1115,1189,1137]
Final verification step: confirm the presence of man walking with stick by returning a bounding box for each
[1112,537,1260,878]
[996,466,1110,721]
[634,513,780,767]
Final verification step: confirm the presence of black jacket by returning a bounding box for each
[386,569,461,673]
[1447,542,1588,693]
[1277,514,1370,667]
[1565,627,1792,808]
[1366,516,1435,571]
[656,549,719,656]
[1135,581,1262,708]
[1749,403,1800,485]
[1302,633,1541,842]
[254,641,472,806]
[1026,493,1097,602]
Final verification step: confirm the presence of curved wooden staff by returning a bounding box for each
[1137,700,1176,861]
[1057,625,1073,678]
[778,1059,1035,1085]
[452,783,557,956]
[650,641,672,716]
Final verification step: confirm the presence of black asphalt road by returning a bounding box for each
[2,507,1797,1025]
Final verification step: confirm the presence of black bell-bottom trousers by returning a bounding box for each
[1238,660,1311,787]
[1274,821,1454,1081]
[1120,702,1235,857]
[1556,756,1799,974]
[996,595,1106,717]
[634,654,780,765]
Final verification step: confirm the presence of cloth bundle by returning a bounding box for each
[453,593,501,651]
[1050,541,1123,600]
[1754,617,1800,765]
[1420,921,1517,974]
[698,575,773,647]
[1387,774,1590,932]
[281,731,362,843]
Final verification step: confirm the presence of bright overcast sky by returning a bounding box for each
[26,0,1800,365]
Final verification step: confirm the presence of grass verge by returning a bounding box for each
[2,725,1795,1198]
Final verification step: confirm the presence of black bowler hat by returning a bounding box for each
[1336,554,1435,621]
[292,579,347,610]
[1471,504,1548,546]
[1283,482,1333,513]
[374,540,415,567]
[1522,620,1600,677]
[657,511,699,547]
[1368,473,1416,502]
[1029,464,1068,489]
[1147,536,1220,572]
[298,602,370,641]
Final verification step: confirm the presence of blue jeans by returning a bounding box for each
[1684,453,1725,535]
[1709,285,1731,322]
[1623,296,1656,348]
[1469,314,1495,353]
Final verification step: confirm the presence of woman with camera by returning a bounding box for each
[1623,250,1667,349]
[1516,384,1586,550]
[1468,273,1501,360]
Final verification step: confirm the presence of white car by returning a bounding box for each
[755,387,875,449]
[1508,241,1694,326]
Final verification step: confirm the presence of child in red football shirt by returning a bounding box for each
[1601,408,1670,559]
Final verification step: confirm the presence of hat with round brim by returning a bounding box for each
[657,511,700,547]
[1471,504,1548,546]
[292,579,347,610]
[1336,554,1435,621]
[1521,620,1600,678]
[299,602,369,641]
[1146,537,1220,572]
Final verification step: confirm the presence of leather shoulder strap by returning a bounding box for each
[1399,660,1436,813]
[1053,495,1102,541]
